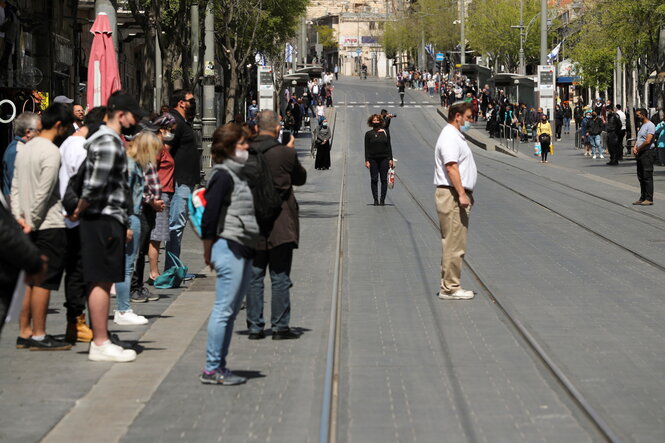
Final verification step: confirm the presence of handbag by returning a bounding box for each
[153,252,188,289]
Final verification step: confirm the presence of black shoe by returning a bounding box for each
[29,335,72,351]
[373,199,379,206]
[110,333,133,349]
[248,330,266,340]
[142,287,159,302]
[16,336,31,349]
[130,290,148,303]
[379,199,385,206]
[272,329,300,340]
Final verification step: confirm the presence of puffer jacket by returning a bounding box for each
[213,160,260,249]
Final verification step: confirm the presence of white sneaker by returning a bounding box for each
[113,309,149,325]
[438,289,475,300]
[89,340,137,362]
[600,155,605,159]
[592,155,597,159]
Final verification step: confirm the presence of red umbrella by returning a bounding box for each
[87,12,121,107]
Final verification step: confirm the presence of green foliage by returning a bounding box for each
[569,0,665,91]
[316,25,338,50]
[381,19,419,56]
[466,0,543,72]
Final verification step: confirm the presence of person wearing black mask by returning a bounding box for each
[164,89,199,272]
[364,114,393,206]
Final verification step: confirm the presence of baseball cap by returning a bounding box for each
[107,93,147,119]
[53,95,74,104]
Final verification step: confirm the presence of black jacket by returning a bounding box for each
[0,200,42,307]
[364,129,393,161]
[588,117,605,136]
[167,110,200,187]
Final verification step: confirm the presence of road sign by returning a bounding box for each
[436,53,444,62]
[537,65,555,95]
[356,48,362,56]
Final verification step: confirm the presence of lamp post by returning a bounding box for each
[460,0,466,65]
[510,0,526,75]
[540,0,547,65]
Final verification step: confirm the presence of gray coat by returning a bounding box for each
[214,160,260,249]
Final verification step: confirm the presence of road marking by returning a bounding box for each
[42,270,213,443]
[348,105,354,108]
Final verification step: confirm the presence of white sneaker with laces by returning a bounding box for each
[114,309,149,325]
[592,155,597,159]
[438,289,475,300]
[89,340,137,362]
[600,155,605,159]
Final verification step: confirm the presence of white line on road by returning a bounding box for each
[42,270,213,443]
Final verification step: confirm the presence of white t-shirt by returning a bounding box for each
[434,124,477,191]
[58,135,87,228]
[616,110,626,130]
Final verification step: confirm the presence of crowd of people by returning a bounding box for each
[0,87,309,384]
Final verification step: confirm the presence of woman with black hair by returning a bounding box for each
[364,114,393,206]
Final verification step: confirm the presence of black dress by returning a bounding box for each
[315,128,332,169]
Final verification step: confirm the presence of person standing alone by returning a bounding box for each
[632,108,656,206]
[434,102,477,300]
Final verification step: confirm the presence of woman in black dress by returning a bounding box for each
[314,119,332,170]
[364,114,393,206]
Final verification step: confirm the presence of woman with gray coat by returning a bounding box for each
[200,123,260,385]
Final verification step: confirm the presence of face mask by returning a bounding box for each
[461,121,472,132]
[372,122,381,128]
[231,149,249,164]
[121,124,138,137]
[163,131,175,142]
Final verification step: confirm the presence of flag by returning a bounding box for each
[547,42,562,64]
[425,43,434,58]
[285,43,293,63]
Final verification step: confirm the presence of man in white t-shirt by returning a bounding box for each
[616,104,627,155]
[433,101,477,300]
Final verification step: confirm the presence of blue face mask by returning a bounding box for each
[461,121,472,132]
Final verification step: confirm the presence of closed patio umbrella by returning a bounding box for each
[87,12,121,107]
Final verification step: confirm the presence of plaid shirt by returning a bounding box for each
[81,125,129,225]
[143,162,162,203]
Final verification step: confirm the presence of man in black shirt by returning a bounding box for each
[165,89,200,271]
[605,104,622,165]
[380,109,395,137]
[397,78,405,107]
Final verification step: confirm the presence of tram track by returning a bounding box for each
[393,170,623,443]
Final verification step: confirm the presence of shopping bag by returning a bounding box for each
[534,143,541,156]
[154,252,188,289]
[388,167,396,189]
[549,145,554,155]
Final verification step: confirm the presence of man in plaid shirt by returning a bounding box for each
[71,92,146,362]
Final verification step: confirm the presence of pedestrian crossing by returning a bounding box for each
[335,102,439,108]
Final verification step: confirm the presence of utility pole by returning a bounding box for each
[155,33,162,112]
[460,0,466,65]
[190,4,203,182]
[385,0,390,78]
[300,16,307,65]
[202,3,216,171]
[420,30,425,70]
[540,0,547,65]
[511,0,526,75]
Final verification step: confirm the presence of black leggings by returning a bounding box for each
[541,143,550,162]
[369,157,390,201]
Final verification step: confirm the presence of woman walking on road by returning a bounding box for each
[200,123,259,385]
[364,114,393,206]
[314,119,332,170]
[537,115,553,163]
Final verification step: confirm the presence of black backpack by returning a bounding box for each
[538,132,551,145]
[242,145,284,236]
[62,160,86,215]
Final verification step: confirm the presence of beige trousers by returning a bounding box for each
[435,187,471,294]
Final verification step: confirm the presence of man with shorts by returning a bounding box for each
[11,103,73,350]
[71,92,146,362]
[434,101,477,300]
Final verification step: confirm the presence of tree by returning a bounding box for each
[466,0,543,73]
[214,0,307,121]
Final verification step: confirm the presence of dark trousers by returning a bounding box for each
[315,142,331,169]
[607,132,621,163]
[618,129,626,153]
[131,208,155,293]
[555,122,563,139]
[399,92,405,106]
[637,149,656,201]
[64,227,87,322]
[658,148,665,166]
[246,243,295,332]
[541,143,550,162]
[369,158,390,202]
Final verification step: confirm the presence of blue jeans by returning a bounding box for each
[246,244,294,333]
[115,215,141,312]
[204,239,252,372]
[165,183,192,270]
[590,135,602,156]
[563,118,571,132]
